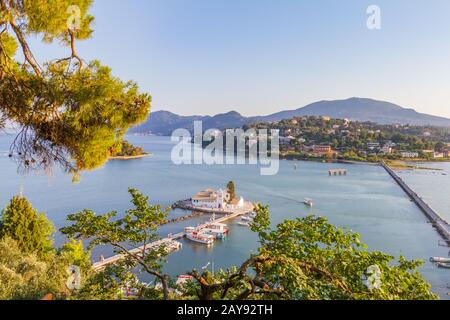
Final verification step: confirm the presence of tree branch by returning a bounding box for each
[10,21,42,77]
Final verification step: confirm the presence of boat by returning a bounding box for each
[204,223,229,239]
[248,212,257,219]
[184,226,196,233]
[176,275,194,287]
[237,221,250,227]
[185,231,215,245]
[241,216,253,222]
[303,198,314,207]
[436,262,450,269]
[430,257,450,263]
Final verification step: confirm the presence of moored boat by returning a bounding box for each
[185,231,215,245]
[430,257,450,263]
[436,262,450,269]
[204,223,229,239]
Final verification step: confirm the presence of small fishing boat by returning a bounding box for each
[430,257,450,263]
[303,198,314,207]
[237,221,251,227]
[436,262,450,269]
[185,231,215,245]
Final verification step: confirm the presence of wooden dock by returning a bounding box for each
[382,162,450,243]
[92,201,254,271]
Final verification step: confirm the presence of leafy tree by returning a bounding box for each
[435,141,445,152]
[186,207,437,300]
[0,0,150,175]
[0,195,54,259]
[227,181,236,202]
[0,237,87,300]
[61,188,172,299]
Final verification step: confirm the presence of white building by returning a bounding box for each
[191,188,245,210]
[401,152,419,158]
[379,145,392,154]
[191,189,226,209]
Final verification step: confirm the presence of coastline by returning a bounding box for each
[109,153,152,160]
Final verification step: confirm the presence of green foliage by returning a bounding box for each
[0,237,84,300]
[59,239,91,274]
[0,195,54,260]
[252,216,437,300]
[61,188,172,299]
[0,1,151,174]
[186,214,438,300]
[112,140,146,157]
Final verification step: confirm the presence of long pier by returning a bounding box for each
[382,162,450,243]
[92,201,254,271]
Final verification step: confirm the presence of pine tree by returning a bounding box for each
[0,195,54,259]
[0,1,150,175]
[227,181,236,202]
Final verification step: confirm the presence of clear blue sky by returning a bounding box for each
[31,0,450,118]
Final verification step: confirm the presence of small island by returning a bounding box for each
[109,140,152,160]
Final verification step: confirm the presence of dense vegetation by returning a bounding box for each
[0,196,91,300]
[244,116,450,161]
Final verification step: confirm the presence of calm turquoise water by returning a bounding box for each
[0,134,449,299]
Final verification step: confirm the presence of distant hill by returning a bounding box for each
[129,98,450,135]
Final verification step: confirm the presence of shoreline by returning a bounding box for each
[109,153,152,160]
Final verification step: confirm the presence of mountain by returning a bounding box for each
[129,111,250,135]
[260,98,450,126]
[129,98,450,135]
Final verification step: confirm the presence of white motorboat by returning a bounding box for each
[303,198,314,207]
[185,231,215,245]
[436,262,450,269]
[237,221,251,227]
[430,257,450,263]
[241,216,253,222]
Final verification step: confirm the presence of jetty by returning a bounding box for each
[92,238,183,271]
[329,169,347,176]
[382,162,450,243]
[92,201,254,271]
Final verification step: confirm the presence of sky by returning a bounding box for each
[30,0,450,118]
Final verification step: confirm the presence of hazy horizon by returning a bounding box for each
[29,0,450,118]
